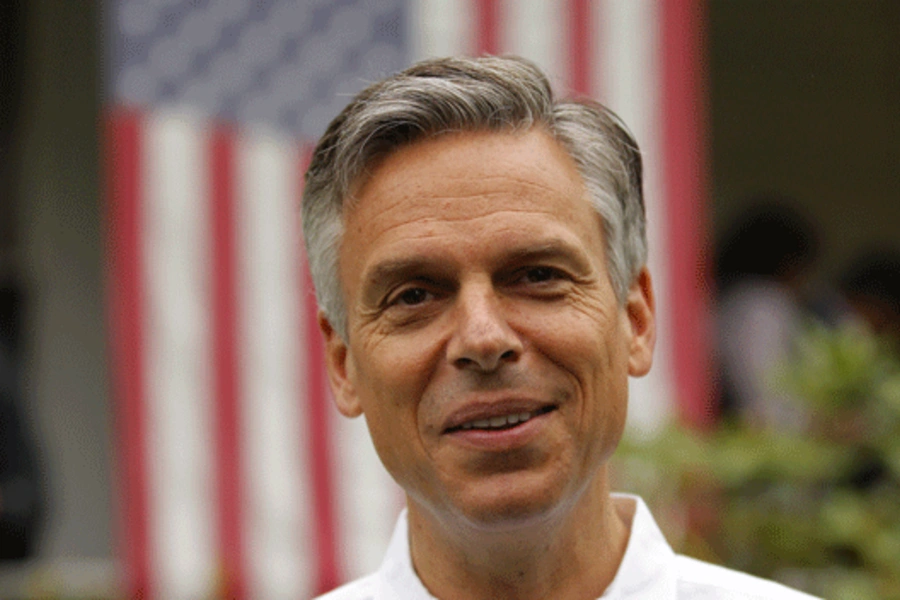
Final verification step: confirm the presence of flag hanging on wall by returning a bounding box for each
[105,1,709,598]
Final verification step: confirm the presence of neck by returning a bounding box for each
[407,468,632,600]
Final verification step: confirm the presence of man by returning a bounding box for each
[302,56,817,600]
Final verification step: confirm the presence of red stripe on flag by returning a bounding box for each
[106,109,152,599]
[568,0,593,97]
[299,148,343,595]
[210,126,248,599]
[661,0,714,428]
[474,0,501,55]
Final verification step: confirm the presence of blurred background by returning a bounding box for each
[0,0,897,598]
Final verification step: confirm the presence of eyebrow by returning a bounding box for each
[366,257,442,287]
[498,239,595,272]
[361,237,595,301]
[360,257,453,307]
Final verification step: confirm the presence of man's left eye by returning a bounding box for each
[521,266,561,283]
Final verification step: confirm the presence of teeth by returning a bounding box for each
[460,411,533,431]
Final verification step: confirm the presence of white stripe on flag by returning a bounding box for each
[409,0,474,60]
[143,110,217,599]
[235,129,311,599]
[500,0,567,93]
[598,0,674,433]
[333,413,404,580]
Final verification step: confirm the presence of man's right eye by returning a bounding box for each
[394,287,429,306]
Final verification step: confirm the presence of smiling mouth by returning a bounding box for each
[448,406,557,433]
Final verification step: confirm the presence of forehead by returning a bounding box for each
[339,129,607,281]
[345,129,596,230]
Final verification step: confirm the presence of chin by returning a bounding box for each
[446,471,579,533]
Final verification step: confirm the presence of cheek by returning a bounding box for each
[525,295,625,380]
[355,334,439,409]
[350,338,437,463]
[593,329,631,453]
[541,304,629,449]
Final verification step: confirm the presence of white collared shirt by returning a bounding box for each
[316,495,819,599]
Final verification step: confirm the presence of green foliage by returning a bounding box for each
[614,322,900,600]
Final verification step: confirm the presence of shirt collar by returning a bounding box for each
[375,506,436,600]
[599,494,677,598]
[373,494,677,600]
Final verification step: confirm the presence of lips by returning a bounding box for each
[442,401,557,434]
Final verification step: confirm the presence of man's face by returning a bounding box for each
[321,129,655,530]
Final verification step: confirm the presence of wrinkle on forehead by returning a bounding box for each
[347,206,607,292]
[339,128,614,320]
[345,156,597,257]
[347,129,588,207]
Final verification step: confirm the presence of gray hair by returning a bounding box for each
[302,55,646,341]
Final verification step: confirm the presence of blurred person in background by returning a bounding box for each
[825,250,900,491]
[838,250,900,346]
[715,201,819,429]
[0,281,43,560]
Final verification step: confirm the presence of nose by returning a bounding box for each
[446,281,523,372]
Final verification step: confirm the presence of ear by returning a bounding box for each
[318,312,363,418]
[625,266,656,377]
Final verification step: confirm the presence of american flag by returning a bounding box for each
[105,1,709,598]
